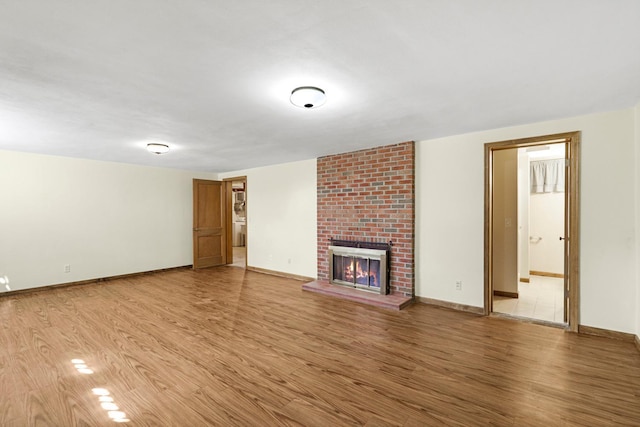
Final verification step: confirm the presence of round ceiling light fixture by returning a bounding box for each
[146,143,170,154]
[290,86,326,109]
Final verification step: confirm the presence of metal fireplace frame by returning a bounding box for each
[328,238,391,295]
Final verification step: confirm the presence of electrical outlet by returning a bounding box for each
[287,258,292,264]
[64,264,71,273]
[455,280,462,290]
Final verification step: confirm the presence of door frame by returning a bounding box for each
[484,131,580,332]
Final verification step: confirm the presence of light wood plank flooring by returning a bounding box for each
[1,267,639,426]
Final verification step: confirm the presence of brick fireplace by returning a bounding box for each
[316,141,415,298]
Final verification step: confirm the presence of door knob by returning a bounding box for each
[559,236,565,241]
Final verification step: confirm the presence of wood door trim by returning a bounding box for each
[567,133,580,331]
[225,180,233,264]
[484,131,580,332]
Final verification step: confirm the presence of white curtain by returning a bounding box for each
[530,159,564,193]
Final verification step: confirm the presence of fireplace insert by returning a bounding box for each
[328,240,390,294]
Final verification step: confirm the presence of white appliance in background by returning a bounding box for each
[233,221,246,247]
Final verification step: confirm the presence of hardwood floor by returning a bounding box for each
[1,267,639,426]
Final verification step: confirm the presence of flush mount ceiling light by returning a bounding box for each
[290,86,326,109]
[146,143,170,154]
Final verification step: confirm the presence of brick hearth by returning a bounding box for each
[316,141,415,298]
[302,280,413,310]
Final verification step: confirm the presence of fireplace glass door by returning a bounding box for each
[329,245,388,294]
[332,254,381,291]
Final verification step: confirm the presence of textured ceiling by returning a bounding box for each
[1,0,639,172]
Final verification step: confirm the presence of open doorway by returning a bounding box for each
[493,143,565,323]
[484,132,580,331]
[226,177,247,269]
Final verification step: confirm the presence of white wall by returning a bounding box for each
[219,159,317,279]
[529,191,564,274]
[3,109,638,336]
[0,150,216,291]
[417,108,637,334]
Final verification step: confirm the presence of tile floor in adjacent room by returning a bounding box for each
[493,275,565,323]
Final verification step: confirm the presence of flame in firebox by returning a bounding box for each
[341,258,379,287]
[332,249,384,290]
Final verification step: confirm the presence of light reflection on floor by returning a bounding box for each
[71,358,130,423]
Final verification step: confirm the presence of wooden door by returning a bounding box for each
[563,139,580,328]
[193,179,226,268]
[491,148,519,298]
